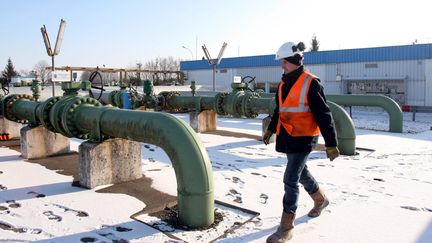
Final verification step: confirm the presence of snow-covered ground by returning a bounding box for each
[0,110,431,242]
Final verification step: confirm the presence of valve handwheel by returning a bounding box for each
[88,71,105,100]
[241,76,256,92]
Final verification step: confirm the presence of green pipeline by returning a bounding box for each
[326,94,403,133]
[1,94,214,228]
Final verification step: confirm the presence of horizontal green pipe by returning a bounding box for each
[327,94,403,133]
[250,97,275,114]
[169,95,215,110]
[11,99,40,123]
[260,93,403,133]
[327,101,356,155]
[74,105,214,228]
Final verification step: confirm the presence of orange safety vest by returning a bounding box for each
[276,71,320,137]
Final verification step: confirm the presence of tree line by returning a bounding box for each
[79,56,181,86]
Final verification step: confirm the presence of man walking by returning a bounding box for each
[263,41,340,242]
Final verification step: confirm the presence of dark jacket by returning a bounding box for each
[267,66,338,153]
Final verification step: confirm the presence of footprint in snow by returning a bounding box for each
[50,203,89,217]
[6,200,21,208]
[251,172,267,178]
[401,206,432,212]
[0,221,42,234]
[226,189,243,204]
[27,191,45,198]
[101,224,133,232]
[232,176,244,184]
[259,193,269,204]
[96,232,129,242]
[43,211,62,222]
[80,237,99,243]
[0,206,9,215]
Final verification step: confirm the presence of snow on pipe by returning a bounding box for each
[1,93,215,228]
[326,95,403,133]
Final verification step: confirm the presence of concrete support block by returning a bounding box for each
[189,110,217,133]
[262,115,275,143]
[21,126,70,159]
[79,138,142,189]
[0,117,23,138]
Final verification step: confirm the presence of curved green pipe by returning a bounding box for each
[3,96,214,228]
[327,101,356,155]
[327,94,403,133]
[73,106,214,228]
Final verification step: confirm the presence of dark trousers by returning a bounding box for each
[283,152,319,213]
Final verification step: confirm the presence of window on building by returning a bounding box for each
[365,63,378,68]
[219,69,228,73]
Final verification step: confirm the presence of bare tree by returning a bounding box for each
[34,60,51,83]
[142,56,180,85]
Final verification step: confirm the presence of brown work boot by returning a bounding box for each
[266,212,295,243]
[308,187,329,217]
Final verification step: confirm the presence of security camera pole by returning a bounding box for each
[41,19,66,97]
[202,42,227,92]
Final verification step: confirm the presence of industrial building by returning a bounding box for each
[180,44,432,107]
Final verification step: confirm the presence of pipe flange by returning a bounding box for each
[214,92,228,116]
[61,97,102,138]
[3,94,34,123]
[109,90,122,107]
[37,96,61,132]
[243,92,260,118]
[50,95,76,136]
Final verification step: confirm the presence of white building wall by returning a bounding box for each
[234,66,282,83]
[425,59,432,106]
[183,59,431,105]
[336,60,426,105]
[185,69,234,92]
[339,60,424,80]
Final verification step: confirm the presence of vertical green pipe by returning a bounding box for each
[328,101,356,155]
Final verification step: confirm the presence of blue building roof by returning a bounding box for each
[181,43,432,71]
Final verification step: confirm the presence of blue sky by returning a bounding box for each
[0,0,431,71]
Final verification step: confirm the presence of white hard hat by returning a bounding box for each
[275,42,305,60]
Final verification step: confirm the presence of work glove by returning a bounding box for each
[326,147,340,161]
[263,130,273,145]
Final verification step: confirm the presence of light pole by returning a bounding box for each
[202,42,227,92]
[182,46,194,60]
[41,19,66,97]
